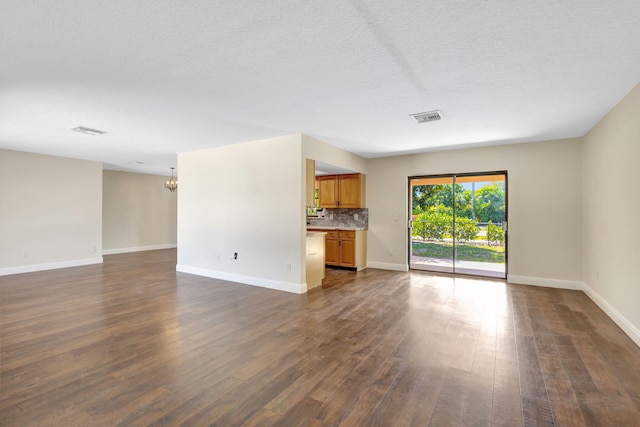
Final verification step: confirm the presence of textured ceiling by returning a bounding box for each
[1,0,639,175]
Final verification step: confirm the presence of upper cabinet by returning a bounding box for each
[316,173,366,208]
[317,175,338,207]
[337,174,363,208]
[306,159,316,207]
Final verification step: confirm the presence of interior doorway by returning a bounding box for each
[409,172,507,278]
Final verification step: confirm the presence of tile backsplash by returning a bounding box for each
[307,208,369,229]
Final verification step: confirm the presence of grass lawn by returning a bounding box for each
[412,241,505,263]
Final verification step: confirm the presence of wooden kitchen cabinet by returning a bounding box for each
[310,229,366,270]
[306,159,315,207]
[317,176,338,208]
[316,174,365,208]
[337,174,362,208]
[339,234,356,266]
[324,232,340,265]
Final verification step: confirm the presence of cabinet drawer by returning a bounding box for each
[308,229,334,236]
[325,230,340,238]
[339,230,355,239]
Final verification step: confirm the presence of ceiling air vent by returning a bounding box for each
[410,110,442,124]
[71,126,106,135]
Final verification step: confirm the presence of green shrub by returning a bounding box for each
[413,210,451,241]
[412,213,429,241]
[454,217,478,242]
[487,221,505,245]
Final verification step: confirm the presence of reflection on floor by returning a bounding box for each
[411,255,506,278]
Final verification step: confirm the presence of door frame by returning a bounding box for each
[407,170,508,279]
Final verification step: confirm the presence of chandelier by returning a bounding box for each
[164,167,178,192]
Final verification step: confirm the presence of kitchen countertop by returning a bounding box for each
[307,226,367,231]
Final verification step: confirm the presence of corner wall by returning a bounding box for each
[102,170,177,254]
[582,83,640,346]
[176,134,306,293]
[366,139,584,287]
[0,149,102,275]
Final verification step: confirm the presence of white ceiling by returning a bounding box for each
[1,0,639,176]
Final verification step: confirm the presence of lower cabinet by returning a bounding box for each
[325,233,340,265]
[321,229,366,270]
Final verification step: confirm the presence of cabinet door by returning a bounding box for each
[317,176,338,208]
[306,159,315,207]
[338,174,361,208]
[339,238,356,267]
[325,237,340,265]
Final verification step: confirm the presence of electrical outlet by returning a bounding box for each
[354,213,359,220]
[233,252,238,260]
[217,255,221,263]
[329,214,334,220]
[91,246,97,253]
[286,263,291,271]
[21,249,28,257]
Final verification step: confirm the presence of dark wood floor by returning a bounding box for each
[1,249,639,426]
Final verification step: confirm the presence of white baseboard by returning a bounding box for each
[103,244,177,255]
[507,275,585,290]
[583,283,640,348]
[366,261,409,272]
[0,257,104,276]
[176,264,307,294]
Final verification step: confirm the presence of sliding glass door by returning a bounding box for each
[409,172,507,278]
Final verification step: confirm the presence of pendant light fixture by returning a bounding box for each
[164,167,178,192]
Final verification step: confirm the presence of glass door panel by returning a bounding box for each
[410,176,455,273]
[409,172,507,279]
[453,175,506,278]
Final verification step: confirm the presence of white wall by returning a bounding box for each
[102,170,177,254]
[0,149,102,275]
[582,83,640,345]
[366,139,584,287]
[177,134,306,293]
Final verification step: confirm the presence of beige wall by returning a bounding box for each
[302,134,368,174]
[0,149,102,274]
[102,170,177,253]
[582,84,640,343]
[366,139,584,285]
[177,134,306,293]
